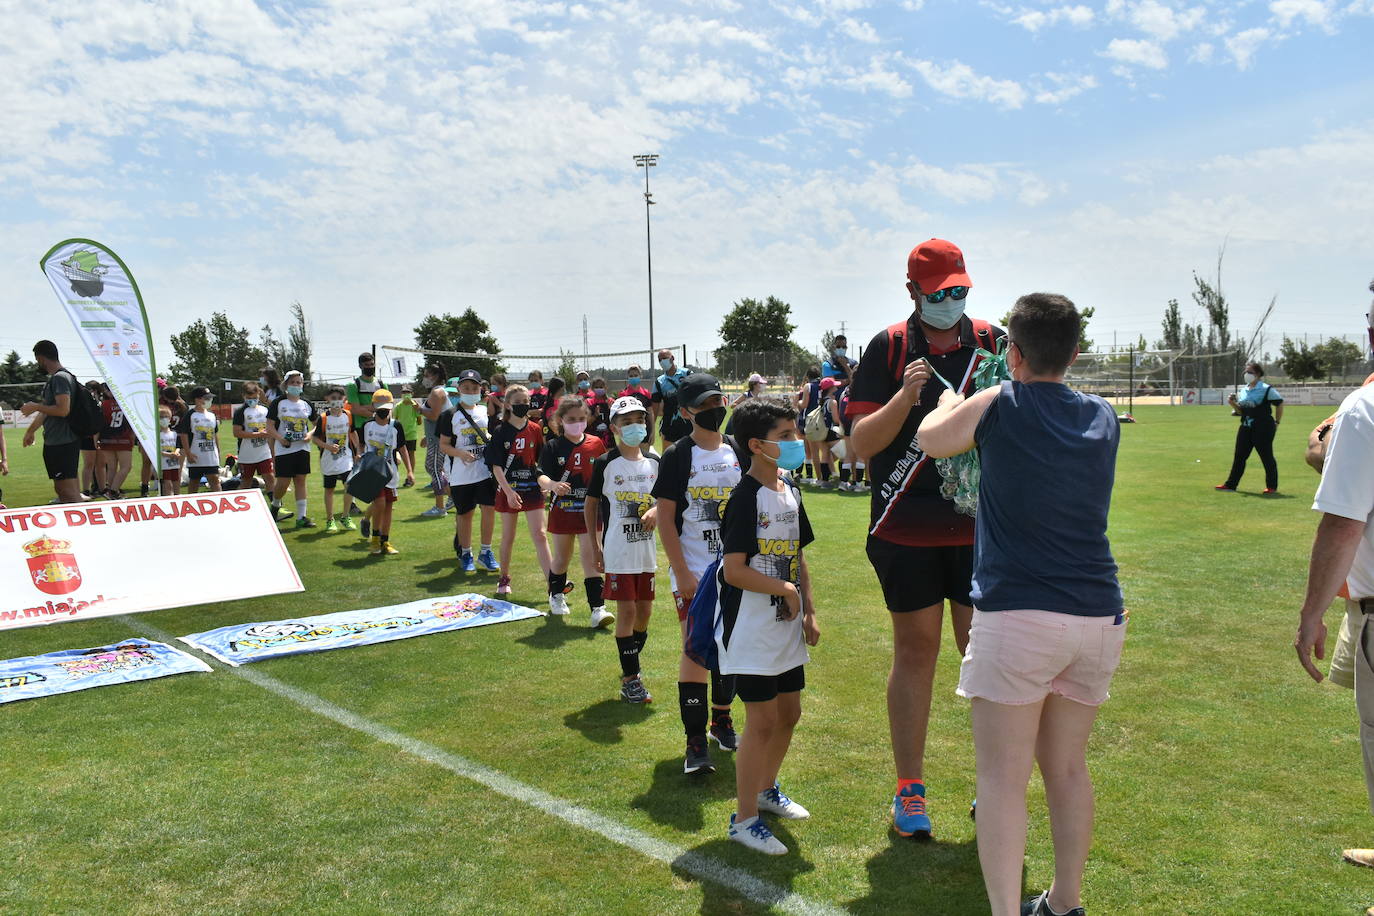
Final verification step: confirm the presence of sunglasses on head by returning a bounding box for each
[922,286,969,304]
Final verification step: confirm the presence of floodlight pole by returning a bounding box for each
[634,153,659,359]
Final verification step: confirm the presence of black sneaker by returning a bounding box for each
[139,484,150,498]
[1021,891,1084,916]
[709,714,738,752]
[360,518,372,539]
[684,736,715,775]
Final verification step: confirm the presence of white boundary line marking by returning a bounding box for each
[127,618,846,916]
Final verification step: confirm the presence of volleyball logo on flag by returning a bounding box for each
[24,535,82,596]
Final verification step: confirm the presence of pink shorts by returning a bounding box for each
[957,608,1126,707]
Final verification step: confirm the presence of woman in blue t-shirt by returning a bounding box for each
[1216,361,1284,494]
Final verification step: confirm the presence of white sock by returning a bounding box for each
[480,543,491,553]
[296,499,308,517]
[271,498,281,508]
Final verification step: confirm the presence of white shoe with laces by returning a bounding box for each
[589,606,615,629]
[758,782,810,820]
[729,814,787,855]
[549,593,571,615]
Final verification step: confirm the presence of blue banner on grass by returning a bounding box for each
[179,594,544,666]
[0,639,211,705]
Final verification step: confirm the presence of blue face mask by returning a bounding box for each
[618,423,648,446]
[578,379,590,389]
[286,385,303,397]
[626,376,640,387]
[764,438,806,471]
[833,348,846,358]
[920,300,966,330]
[244,398,259,408]
[459,392,480,407]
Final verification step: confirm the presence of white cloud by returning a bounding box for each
[1126,0,1206,41]
[1189,41,1215,62]
[1012,5,1096,32]
[646,17,772,52]
[839,16,880,41]
[1102,37,1169,69]
[906,58,1028,109]
[1269,0,1334,29]
[1033,72,1099,104]
[1225,27,1272,69]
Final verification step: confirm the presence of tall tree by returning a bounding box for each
[1077,306,1096,352]
[259,301,313,381]
[1279,337,1321,381]
[1158,299,1183,350]
[717,296,797,355]
[1312,338,1365,381]
[413,309,505,379]
[168,313,267,389]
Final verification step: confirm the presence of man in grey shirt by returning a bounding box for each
[21,339,83,504]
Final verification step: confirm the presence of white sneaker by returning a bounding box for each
[758,782,810,820]
[838,481,852,492]
[549,593,571,615]
[729,814,787,855]
[589,606,615,629]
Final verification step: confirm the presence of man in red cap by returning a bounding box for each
[847,238,1005,839]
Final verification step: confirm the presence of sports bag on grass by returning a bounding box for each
[345,450,389,503]
[683,557,723,672]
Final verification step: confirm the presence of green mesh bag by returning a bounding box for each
[925,338,1011,516]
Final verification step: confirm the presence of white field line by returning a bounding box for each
[126,618,847,916]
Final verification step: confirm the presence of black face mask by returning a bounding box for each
[510,403,531,418]
[360,366,375,378]
[692,405,726,432]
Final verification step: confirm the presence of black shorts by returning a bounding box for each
[188,465,219,478]
[323,473,349,490]
[865,536,973,612]
[43,441,81,480]
[79,435,98,451]
[274,450,311,478]
[735,665,805,703]
[451,477,496,514]
[404,438,419,455]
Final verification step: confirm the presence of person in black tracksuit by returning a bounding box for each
[1217,361,1284,493]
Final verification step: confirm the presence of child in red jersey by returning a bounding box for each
[537,396,610,627]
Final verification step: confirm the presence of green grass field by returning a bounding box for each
[1,406,1369,914]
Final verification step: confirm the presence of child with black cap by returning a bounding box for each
[652,372,749,775]
[179,386,221,493]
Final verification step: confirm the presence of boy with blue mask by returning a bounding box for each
[586,397,661,703]
[619,364,655,449]
[847,237,1004,840]
[720,397,820,854]
[822,336,854,384]
[439,369,498,573]
[266,369,320,528]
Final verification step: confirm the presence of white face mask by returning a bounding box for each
[920,298,967,330]
[1243,372,1256,384]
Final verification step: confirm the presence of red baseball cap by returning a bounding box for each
[907,239,972,293]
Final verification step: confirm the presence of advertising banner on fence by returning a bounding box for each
[179,594,544,666]
[0,638,211,705]
[39,238,159,462]
[1,493,302,631]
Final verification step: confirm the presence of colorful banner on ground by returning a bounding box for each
[1,493,302,631]
[39,239,159,461]
[0,638,211,705]
[179,594,544,666]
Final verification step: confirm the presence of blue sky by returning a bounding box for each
[3,0,1372,382]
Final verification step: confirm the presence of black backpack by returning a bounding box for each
[59,370,103,438]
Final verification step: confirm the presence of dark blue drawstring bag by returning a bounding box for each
[683,557,723,671]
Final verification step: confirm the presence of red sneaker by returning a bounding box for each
[1263,488,1278,495]
[1214,484,1237,491]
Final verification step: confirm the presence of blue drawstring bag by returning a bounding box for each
[683,558,723,671]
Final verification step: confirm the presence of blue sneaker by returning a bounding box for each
[460,551,476,573]
[477,547,499,572]
[893,782,932,839]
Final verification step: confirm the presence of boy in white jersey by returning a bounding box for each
[586,397,660,704]
[267,370,320,529]
[157,404,183,496]
[440,369,499,574]
[361,389,409,556]
[653,373,747,775]
[232,381,276,493]
[179,386,222,493]
[312,385,359,533]
[721,398,820,855]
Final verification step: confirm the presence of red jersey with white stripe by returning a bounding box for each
[846,313,1004,547]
